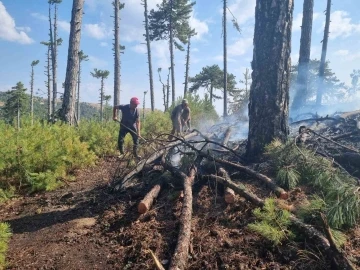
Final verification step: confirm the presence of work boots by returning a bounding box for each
[133,146,141,159]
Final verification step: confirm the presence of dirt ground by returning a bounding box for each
[1,157,360,270]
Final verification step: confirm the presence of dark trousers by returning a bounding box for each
[118,127,139,154]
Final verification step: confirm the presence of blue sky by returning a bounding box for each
[0,0,359,115]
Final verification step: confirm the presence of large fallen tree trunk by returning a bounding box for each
[113,131,197,190]
[138,184,161,214]
[169,166,197,270]
[203,174,355,270]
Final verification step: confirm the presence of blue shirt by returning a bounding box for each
[116,104,139,130]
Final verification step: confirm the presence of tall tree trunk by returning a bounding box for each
[49,4,58,117]
[166,67,170,110]
[30,65,34,125]
[210,84,213,105]
[46,45,52,121]
[169,0,175,106]
[77,60,81,121]
[143,0,155,111]
[316,0,331,106]
[223,0,228,117]
[100,77,104,122]
[60,0,84,125]
[17,100,20,130]
[292,0,314,111]
[184,35,191,97]
[114,0,120,107]
[246,0,293,159]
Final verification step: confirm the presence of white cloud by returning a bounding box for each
[100,42,108,47]
[132,44,147,54]
[84,23,111,40]
[334,50,349,56]
[228,37,253,56]
[152,41,170,68]
[16,26,31,33]
[31,12,47,21]
[189,12,209,40]
[328,11,360,39]
[58,20,70,32]
[0,1,33,44]
[88,55,109,68]
[227,0,256,25]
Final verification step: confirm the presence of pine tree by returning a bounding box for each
[77,50,88,121]
[113,0,125,110]
[189,65,236,106]
[316,0,331,106]
[3,82,28,128]
[30,60,40,125]
[48,0,62,116]
[246,0,293,159]
[149,0,195,105]
[91,69,110,122]
[142,0,155,111]
[183,29,196,97]
[291,0,314,111]
[228,68,251,115]
[60,0,85,125]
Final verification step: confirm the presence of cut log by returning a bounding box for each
[203,173,353,270]
[222,127,232,147]
[169,166,196,270]
[217,167,235,204]
[138,184,161,214]
[224,187,235,204]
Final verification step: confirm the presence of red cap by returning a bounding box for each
[130,97,140,105]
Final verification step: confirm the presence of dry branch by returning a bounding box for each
[148,249,166,270]
[138,184,161,214]
[217,167,235,204]
[112,131,197,190]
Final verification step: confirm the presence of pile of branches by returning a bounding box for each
[109,113,360,269]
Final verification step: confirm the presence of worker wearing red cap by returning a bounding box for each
[113,97,141,158]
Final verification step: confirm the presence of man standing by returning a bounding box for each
[113,97,141,158]
[170,99,191,137]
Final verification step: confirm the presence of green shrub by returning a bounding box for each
[248,198,292,245]
[0,222,12,269]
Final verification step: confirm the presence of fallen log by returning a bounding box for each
[203,174,354,270]
[169,166,197,270]
[208,157,288,199]
[138,184,162,214]
[112,131,198,190]
[331,131,359,140]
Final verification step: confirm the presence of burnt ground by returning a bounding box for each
[1,155,360,270]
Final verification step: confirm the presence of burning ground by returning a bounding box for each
[1,110,360,269]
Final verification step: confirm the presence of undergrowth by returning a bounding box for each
[0,222,12,269]
[265,139,360,229]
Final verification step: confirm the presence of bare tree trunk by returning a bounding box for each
[143,0,155,111]
[166,67,170,110]
[77,60,81,121]
[316,0,331,106]
[223,0,228,117]
[246,0,293,159]
[184,35,191,97]
[210,84,213,105]
[292,0,314,111]
[169,0,175,106]
[30,65,34,125]
[60,0,84,125]
[114,0,120,108]
[46,45,52,121]
[100,77,104,122]
[49,4,58,117]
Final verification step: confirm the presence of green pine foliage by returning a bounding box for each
[248,198,292,245]
[265,139,360,229]
[0,222,12,269]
